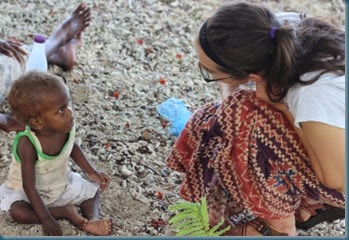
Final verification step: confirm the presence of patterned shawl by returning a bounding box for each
[167,90,344,219]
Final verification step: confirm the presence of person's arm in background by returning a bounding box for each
[0,113,25,132]
[0,40,27,132]
[0,40,27,64]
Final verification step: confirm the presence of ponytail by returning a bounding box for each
[266,25,298,102]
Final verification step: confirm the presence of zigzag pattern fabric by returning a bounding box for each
[167,90,344,220]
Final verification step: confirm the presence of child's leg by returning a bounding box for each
[79,190,112,235]
[80,189,101,220]
[10,200,87,229]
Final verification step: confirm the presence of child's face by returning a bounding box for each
[40,85,74,134]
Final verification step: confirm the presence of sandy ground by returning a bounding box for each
[0,0,345,237]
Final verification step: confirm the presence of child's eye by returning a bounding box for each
[58,107,65,114]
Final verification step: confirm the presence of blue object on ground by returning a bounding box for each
[156,98,192,136]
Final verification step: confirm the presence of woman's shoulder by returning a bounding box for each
[288,71,344,97]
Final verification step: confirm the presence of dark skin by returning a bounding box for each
[10,85,112,236]
[0,40,27,63]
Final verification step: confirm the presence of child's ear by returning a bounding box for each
[28,118,44,130]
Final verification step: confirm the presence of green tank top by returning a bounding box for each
[6,125,76,205]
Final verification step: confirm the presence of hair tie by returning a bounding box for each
[269,26,278,40]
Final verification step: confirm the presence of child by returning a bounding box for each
[0,71,112,236]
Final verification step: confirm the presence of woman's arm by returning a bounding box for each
[301,121,345,192]
[275,107,344,193]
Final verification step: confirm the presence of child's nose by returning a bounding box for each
[67,106,74,120]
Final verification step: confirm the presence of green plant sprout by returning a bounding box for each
[168,197,230,236]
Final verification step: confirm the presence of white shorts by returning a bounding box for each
[0,172,99,211]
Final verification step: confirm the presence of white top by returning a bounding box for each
[284,71,345,129]
[6,126,76,205]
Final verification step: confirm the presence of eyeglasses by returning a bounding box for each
[198,63,231,83]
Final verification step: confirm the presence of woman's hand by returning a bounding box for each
[0,40,27,64]
[42,217,62,236]
[88,171,111,191]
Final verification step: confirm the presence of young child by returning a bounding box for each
[0,71,112,236]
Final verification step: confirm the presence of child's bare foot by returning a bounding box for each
[47,32,83,71]
[45,3,91,57]
[63,205,88,230]
[83,218,112,236]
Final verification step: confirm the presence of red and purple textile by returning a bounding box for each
[167,90,344,220]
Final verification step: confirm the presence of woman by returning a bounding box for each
[167,2,344,236]
[0,3,91,132]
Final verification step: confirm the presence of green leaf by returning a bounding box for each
[172,220,203,232]
[168,197,230,237]
[210,225,231,236]
[177,225,206,236]
[207,218,225,235]
[169,210,200,225]
[199,197,209,231]
[168,201,200,212]
[190,230,207,236]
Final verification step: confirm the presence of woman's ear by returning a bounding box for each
[248,73,263,82]
[29,118,44,130]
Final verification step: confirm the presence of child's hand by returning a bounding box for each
[89,171,110,191]
[42,217,62,236]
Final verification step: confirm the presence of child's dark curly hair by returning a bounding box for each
[8,71,66,124]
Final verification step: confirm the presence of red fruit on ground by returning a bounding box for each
[113,91,120,99]
[136,39,144,45]
[159,78,166,85]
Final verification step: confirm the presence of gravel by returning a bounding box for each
[0,0,345,236]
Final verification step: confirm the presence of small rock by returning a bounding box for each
[120,165,133,177]
[122,180,127,188]
[97,148,106,155]
[142,129,152,140]
[161,168,170,177]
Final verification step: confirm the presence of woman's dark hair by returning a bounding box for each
[205,2,345,102]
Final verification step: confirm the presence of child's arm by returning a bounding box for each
[18,137,62,236]
[70,142,110,190]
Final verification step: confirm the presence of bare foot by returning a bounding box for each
[83,218,112,236]
[45,3,91,57]
[47,32,83,71]
[63,205,88,230]
[297,209,312,222]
